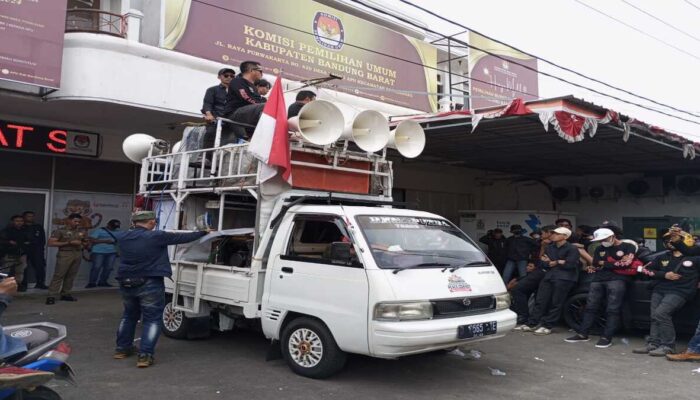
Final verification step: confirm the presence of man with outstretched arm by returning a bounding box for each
[112,211,208,368]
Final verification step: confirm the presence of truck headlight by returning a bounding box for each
[374,301,433,321]
[495,293,511,310]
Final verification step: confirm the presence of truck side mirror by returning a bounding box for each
[329,242,356,266]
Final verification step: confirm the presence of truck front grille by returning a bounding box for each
[431,295,495,319]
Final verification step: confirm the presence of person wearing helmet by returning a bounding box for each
[565,228,636,348]
[631,231,700,357]
[664,227,700,362]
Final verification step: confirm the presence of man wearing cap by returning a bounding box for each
[112,211,208,368]
[565,228,636,348]
[519,227,580,335]
[502,224,538,284]
[201,67,236,150]
[631,231,700,356]
[511,225,557,328]
[664,226,700,362]
[46,214,86,305]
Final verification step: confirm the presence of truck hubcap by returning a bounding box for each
[163,303,183,332]
[289,328,323,368]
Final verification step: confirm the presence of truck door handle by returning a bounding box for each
[281,267,294,274]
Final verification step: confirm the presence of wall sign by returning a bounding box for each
[0,120,100,157]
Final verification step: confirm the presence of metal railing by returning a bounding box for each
[65,9,128,38]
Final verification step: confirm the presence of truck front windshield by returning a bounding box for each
[356,215,488,270]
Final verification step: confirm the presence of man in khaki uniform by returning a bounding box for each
[46,214,85,305]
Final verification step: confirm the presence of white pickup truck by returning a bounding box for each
[137,132,516,378]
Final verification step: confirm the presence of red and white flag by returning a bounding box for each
[248,75,292,185]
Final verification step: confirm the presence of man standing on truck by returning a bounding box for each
[565,228,636,348]
[112,211,207,368]
[229,61,266,139]
[287,90,317,119]
[519,227,579,335]
[201,67,236,148]
[632,232,700,356]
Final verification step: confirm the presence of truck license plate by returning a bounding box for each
[457,321,497,339]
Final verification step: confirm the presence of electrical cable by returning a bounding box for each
[396,0,700,120]
[572,0,700,61]
[620,0,700,43]
[684,0,700,12]
[352,0,700,127]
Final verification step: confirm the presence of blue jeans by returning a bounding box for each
[89,253,117,285]
[688,319,700,354]
[503,259,528,284]
[579,279,627,338]
[116,278,165,356]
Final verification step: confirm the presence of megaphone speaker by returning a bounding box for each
[122,133,163,163]
[341,110,390,152]
[388,120,426,158]
[288,100,344,145]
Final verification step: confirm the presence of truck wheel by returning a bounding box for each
[563,293,605,335]
[281,317,347,379]
[161,301,190,339]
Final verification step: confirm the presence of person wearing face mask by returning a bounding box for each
[565,228,636,348]
[632,232,700,357]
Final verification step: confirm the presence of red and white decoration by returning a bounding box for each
[471,98,533,132]
[248,75,292,185]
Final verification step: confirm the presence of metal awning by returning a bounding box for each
[404,96,700,177]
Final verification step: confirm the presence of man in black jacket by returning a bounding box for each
[502,225,537,284]
[230,61,266,139]
[21,211,47,290]
[479,229,507,274]
[201,67,236,149]
[511,225,556,327]
[632,235,700,356]
[520,227,579,335]
[0,216,29,289]
[566,228,636,348]
[664,228,700,362]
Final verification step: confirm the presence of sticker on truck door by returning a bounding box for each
[448,274,472,293]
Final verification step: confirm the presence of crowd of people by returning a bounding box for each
[0,212,121,305]
[481,219,700,362]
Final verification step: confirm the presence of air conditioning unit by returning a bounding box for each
[676,175,700,195]
[623,177,664,197]
[551,186,581,202]
[587,184,618,200]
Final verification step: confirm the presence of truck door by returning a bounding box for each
[268,214,369,354]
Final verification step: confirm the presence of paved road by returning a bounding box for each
[6,290,699,399]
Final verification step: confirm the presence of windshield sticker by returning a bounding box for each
[365,216,450,229]
[448,274,472,293]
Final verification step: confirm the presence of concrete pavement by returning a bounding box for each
[5,290,699,400]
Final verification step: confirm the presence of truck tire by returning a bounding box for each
[161,301,191,339]
[563,293,605,335]
[281,317,347,379]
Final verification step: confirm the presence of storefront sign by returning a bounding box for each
[468,32,539,110]
[163,0,438,112]
[0,120,100,157]
[0,0,68,88]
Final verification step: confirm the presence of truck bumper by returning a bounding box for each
[370,309,517,358]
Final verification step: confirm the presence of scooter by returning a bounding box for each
[0,322,76,400]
